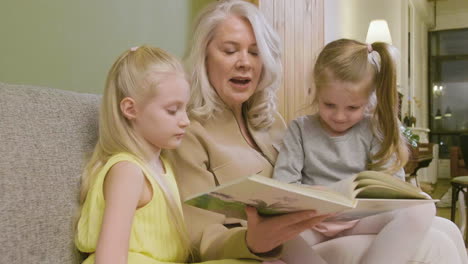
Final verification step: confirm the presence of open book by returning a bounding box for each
[184,171,437,221]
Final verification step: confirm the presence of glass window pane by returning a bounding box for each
[429,29,468,159]
[431,82,468,131]
[430,33,438,56]
[441,60,468,82]
[438,29,468,55]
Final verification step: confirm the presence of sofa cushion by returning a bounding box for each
[0,83,100,263]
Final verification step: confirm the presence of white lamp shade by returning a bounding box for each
[366,20,392,44]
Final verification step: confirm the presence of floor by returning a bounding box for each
[420,180,468,262]
[423,179,465,239]
[428,179,455,220]
[429,178,468,256]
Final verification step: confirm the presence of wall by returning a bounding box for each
[324,0,409,114]
[433,0,468,31]
[0,0,191,94]
[323,0,440,129]
[187,0,217,58]
[409,0,432,129]
[259,0,324,123]
[189,0,217,31]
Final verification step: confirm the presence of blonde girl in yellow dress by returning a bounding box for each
[75,46,264,264]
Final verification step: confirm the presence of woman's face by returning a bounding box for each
[206,15,263,111]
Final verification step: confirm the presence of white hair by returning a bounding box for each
[185,0,282,129]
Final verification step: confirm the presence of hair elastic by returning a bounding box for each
[130,46,139,52]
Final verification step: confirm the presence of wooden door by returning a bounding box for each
[258,0,324,123]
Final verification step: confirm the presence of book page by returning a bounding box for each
[325,198,436,221]
[356,171,421,191]
[353,171,427,199]
[266,178,352,204]
[355,179,417,193]
[326,175,359,199]
[354,185,428,199]
[185,174,356,220]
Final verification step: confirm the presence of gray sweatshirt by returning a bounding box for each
[273,115,404,185]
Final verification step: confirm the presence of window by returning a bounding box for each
[429,28,468,158]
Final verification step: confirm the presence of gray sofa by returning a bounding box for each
[0,82,100,263]
[1,82,459,264]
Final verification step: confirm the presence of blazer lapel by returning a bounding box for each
[248,125,277,166]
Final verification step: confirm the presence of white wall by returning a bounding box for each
[325,0,405,47]
[433,0,468,30]
[409,0,432,129]
[409,0,433,182]
[324,0,409,113]
[0,0,191,94]
[324,0,351,43]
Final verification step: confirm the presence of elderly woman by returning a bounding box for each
[167,1,468,263]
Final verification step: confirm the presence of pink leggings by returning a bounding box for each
[282,203,436,264]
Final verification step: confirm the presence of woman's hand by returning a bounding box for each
[245,206,329,254]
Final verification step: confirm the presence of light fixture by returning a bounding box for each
[444,106,452,117]
[433,84,444,96]
[366,20,392,44]
[435,108,442,120]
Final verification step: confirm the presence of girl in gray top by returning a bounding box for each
[274,39,436,264]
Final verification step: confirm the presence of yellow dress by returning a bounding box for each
[75,153,258,264]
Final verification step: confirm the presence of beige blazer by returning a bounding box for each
[165,107,286,262]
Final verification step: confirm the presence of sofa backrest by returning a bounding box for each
[0,83,100,263]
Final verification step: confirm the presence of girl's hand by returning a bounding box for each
[245,207,329,254]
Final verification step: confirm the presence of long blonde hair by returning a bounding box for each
[186,0,282,129]
[313,39,409,174]
[79,45,192,259]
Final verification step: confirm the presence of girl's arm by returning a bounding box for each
[273,120,305,184]
[95,161,145,264]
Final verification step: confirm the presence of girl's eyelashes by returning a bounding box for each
[166,104,188,115]
[322,102,361,110]
[348,106,360,110]
[166,106,178,115]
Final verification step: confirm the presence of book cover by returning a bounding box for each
[184,172,436,220]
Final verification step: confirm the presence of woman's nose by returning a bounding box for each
[235,51,251,70]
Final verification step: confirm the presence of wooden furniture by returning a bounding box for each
[451,176,468,244]
[449,134,468,243]
[451,146,468,178]
[258,0,324,123]
[404,143,434,187]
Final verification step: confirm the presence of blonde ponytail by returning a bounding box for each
[368,42,409,174]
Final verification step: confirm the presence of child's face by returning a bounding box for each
[317,80,369,136]
[133,74,190,151]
